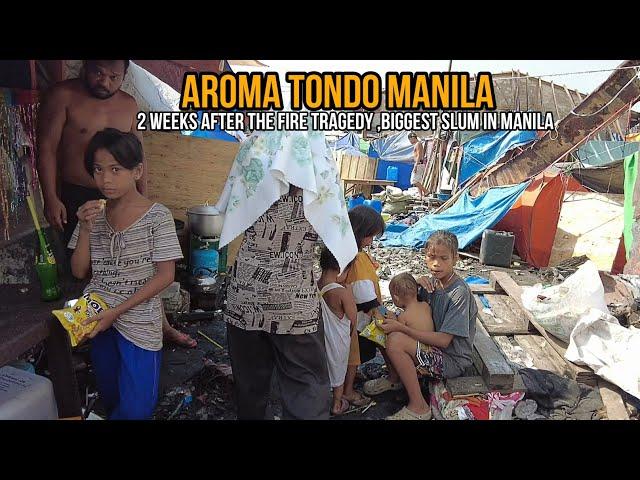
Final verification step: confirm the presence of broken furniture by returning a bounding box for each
[335,152,394,198]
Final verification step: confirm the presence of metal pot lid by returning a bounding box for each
[187,205,220,215]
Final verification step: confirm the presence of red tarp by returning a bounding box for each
[133,60,223,93]
[495,169,586,268]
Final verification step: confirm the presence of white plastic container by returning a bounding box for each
[0,366,58,420]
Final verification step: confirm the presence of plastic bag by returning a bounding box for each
[52,292,108,346]
[521,261,608,343]
[359,306,390,348]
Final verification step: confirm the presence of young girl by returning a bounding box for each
[318,247,357,416]
[69,128,183,420]
[341,205,393,406]
[380,230,478,421]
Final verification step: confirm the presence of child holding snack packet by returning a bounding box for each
[342,205,398,406]
[69,128,183,419]
[361,273,433,348]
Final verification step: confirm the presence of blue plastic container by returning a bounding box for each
[348,195,365,210]
[386,165,399,182]
[364,199,383,213]
[191,248,219,277]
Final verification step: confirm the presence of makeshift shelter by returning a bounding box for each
[495,169,586,268]
[382,182,530,249]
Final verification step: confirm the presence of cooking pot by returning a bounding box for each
[186,205,225,238]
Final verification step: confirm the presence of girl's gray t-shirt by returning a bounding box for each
[420,277,478,378]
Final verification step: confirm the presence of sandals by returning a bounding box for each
[387,406,432,421]
[331,398,351,417]
[343,391,371,407]
[363,377,403,396]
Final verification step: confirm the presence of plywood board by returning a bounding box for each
[144,131,240,268]
[550,192,624,271]
[144,131,239,223]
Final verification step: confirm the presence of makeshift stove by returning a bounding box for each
[188,233,229,312]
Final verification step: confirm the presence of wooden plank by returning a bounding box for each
[597,379,630,420]
[355,156,368,180]
[472,318,514,389]
[470,284,497,294]
[485,295,530,335]
[514,335,574,378]
[493,335,535,369]
[489,271,530,329]
[474,296,529,335]
[446,373,526,396]
[348,155,359,179]
[364,157,378,181]
[340,154,351,179]
[446,376,489,395]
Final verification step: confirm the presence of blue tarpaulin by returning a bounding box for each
[369,131,414,163]
[182,111,239,142]
[381,182,530,249]
[459,130,537,185]
[335,132,360,151]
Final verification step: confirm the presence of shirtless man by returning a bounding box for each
[408,132,428,199]
[37,60,196,348]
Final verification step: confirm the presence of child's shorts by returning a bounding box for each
[416,342,444,379]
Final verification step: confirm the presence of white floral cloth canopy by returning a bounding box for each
[215,130,358,273]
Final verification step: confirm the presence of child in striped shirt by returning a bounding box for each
[69,128,183,419]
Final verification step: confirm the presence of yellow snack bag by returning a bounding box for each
[359,307,388,348]
[52,292,108,346]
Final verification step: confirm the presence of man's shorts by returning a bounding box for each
[411,163,427,186]
[416,342,444,379]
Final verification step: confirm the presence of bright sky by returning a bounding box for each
[235,59,626,96]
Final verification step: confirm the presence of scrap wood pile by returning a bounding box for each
[451,268,639,420]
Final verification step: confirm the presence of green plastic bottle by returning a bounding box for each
[35,255,61,301]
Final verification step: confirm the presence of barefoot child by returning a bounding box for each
[318,247,357,416]
[389,273,434,333]
[380,230,477,420]
[69,128,183,419]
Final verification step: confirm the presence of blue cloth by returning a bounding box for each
[91,328,162,420]
[382,182,529,249]
[459,130,537,185]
